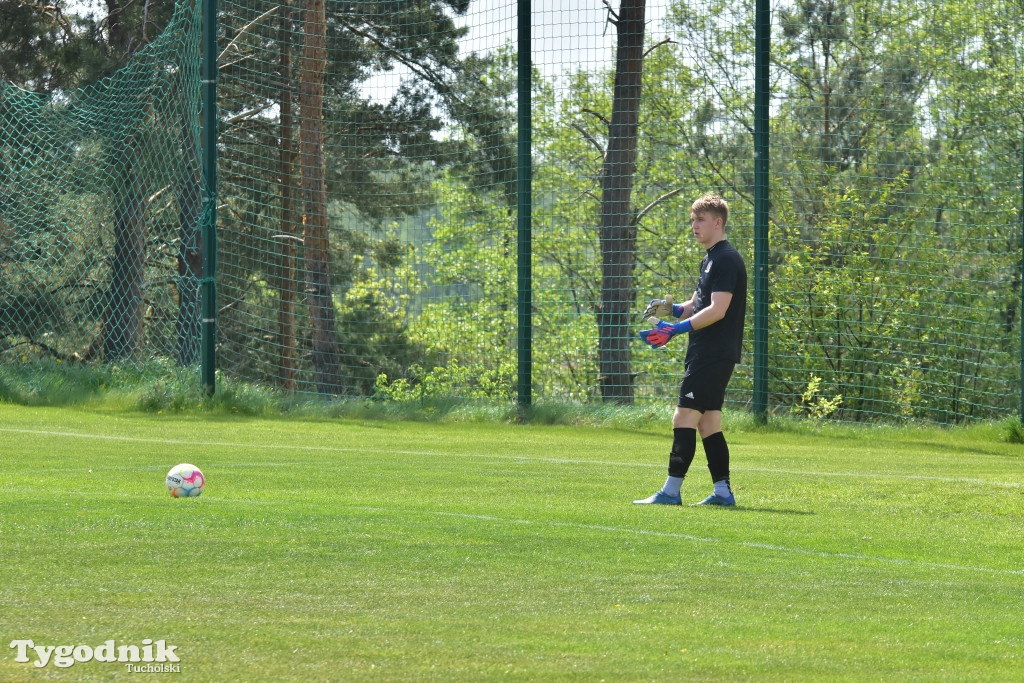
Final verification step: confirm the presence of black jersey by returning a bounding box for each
[685,240,747,367]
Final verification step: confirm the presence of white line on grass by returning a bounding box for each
[410,509,1024,577]
[737,466,1024,488]
[2,427,1021,489]
[10,487,1023,576]
[400,508,1024,577]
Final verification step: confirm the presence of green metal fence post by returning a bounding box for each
[752,0,770,422]
[517,0,533,409]
[201,0,218,395]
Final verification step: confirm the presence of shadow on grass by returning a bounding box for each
[730,506,815,516]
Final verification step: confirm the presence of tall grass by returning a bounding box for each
[2,360,1022,444]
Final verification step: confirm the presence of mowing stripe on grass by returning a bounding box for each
[2,426,1021,489]
[10,487,1024,578]
[737,466,1024,488]
[425,510,1024,577]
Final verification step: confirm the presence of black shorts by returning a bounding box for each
[677,361,735,412]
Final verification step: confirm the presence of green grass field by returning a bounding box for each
[1,404,1021,681]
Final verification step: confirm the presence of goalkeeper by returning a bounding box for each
[634,193,747,506]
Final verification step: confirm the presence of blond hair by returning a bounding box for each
[691,193,729,230]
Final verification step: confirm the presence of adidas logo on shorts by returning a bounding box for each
[684,392,695,399]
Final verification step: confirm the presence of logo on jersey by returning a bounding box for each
[705,259,713,274]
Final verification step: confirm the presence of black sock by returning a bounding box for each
[703,431,730,483]
[668,427,697,479]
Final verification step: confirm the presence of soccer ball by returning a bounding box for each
[166,463,205,498]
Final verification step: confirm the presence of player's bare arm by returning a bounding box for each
[686,290,732,330]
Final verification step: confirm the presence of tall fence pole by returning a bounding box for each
[752,0,770,421]
[201,0,219,395]
[516,0,533,409]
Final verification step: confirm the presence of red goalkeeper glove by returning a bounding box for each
[639,319,693,349]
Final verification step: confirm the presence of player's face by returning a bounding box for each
[690,211,723,247]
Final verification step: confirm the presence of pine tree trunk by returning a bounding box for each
[104,139,146,362]
[101,0,146,363]
[597,0,645,404]
[299,0,343,396]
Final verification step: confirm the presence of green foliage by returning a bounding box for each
[402,0,1022,422]
[0,0,178,91]
[0,356,194,408]
[1,0,202,369]
[415,31,741,405]
[764,0,1021,422]
[374,359,515,403]
[2,0,1022,424]
[211,0,517,398]
[1004,416,1024,445]
[793,375,843,420]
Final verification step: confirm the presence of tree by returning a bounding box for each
[298,0,343,396]
[102,134,147,362]
[420,0,1021,422]
[595,0,646,404]
[214,0,507,394]
[1,0,196,365]
[275,0,299,391]
[174,115,203,366]
[413,31,733,404]
[0,0,115,90]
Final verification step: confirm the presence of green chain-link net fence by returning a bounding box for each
[768,1,1023,422]
[2,0,1022,423]
[0,0,203,389]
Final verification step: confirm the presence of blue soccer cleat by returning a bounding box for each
[692,492,736,506]
[632,490,682,505]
